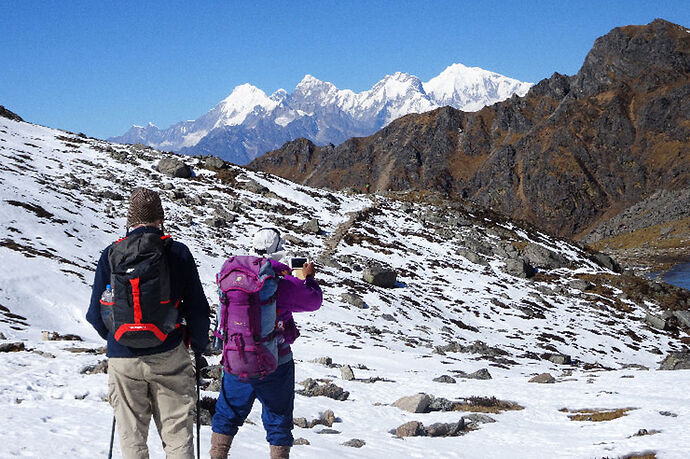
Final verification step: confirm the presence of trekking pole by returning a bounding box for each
[196,355,201,459]
[108,416,116,459]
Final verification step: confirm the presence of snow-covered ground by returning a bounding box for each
[1,115,689,458]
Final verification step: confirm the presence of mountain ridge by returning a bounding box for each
[109,64,532,164]
[250,19,690,252]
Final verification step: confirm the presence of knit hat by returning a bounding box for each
[127,187,164,228]
[252,227,284,256]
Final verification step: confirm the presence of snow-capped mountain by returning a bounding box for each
[3,111,690,458]
[110,64,532,164]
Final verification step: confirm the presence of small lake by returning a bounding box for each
[661,263,690,291]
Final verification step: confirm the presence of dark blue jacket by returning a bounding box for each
[86,226,210,357]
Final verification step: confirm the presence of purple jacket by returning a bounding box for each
[269,259,322,361]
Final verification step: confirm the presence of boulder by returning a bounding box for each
[362,264,397,288]
[392,393,432,413]
[158,158,192,178]
[502,258,536,278]
[463,413,496,425]
[546,354,572,365]
[658,352,690,370]
[0,342,25,352]
[645,313,669,330]
[592,252,622,273]
[428,397,455,412]
[432,375,456,384]
[522,243,569,269]
[342,439,366,448]
[321,409,336,427]
[426,419,465,437]
[529,373,556,383]
[301,218,321,234]
[340,293,367,309]
[293,417,308,428]
[297,379,349,401]
[395,421,426,437]
[458,248,489,266]
[293,438,310,446]
[80,360,108,375]
[672,311,690,329]
[204,156,225,169]
[456,368,493,380]
[340,365,355,381]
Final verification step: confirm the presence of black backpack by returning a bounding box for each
[100,232,179,348]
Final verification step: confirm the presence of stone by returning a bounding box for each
[658,352,690,370]
[659,411,678,417]
[293,417,308,428]
[502,258,536,278]
[293,438,310,446]
[206,379,221,392]
[362,263,397,288]
[157,158,192,178]
[529,373,556,383]
[204,156,225,169]
[672,311,690,329]
[463,413,496,425]
[457,248,489,266]
[0,342,25,352]
[426,422,453,437]
[317,428,341,434]
[645,313,669,330]
[340,365,355,381]
[568,279,593,291]
[205,217,227,228]
[432,375,456,384]
[297,379,349,401]
[395,421,425,437]
[522,243,569,269]
[392,393,432,413]
[342,439,366,448]
[241,180,268,194]
[546,354,572,365]
[42,331,82,341]
[321,409,336,427]
[340,293,367,309]
[80,360,108,375]
[0,332,6,340]
[311,356,333,366]
[465,368,493,380]
[592,253,621,273]
[301,218,321,234]
[428,397,455,412]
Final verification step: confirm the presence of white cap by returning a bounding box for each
[252,227,284,256]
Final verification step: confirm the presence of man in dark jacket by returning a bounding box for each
[86,187,210,459]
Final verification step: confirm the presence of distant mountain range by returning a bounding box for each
[109,64,532,164]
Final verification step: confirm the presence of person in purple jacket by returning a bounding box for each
[210,227,322,459]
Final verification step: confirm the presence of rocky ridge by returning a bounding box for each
[250,19,690,264]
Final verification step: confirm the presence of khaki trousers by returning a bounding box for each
[108,343,196,459]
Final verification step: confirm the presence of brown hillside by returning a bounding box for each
[250,19,690,240]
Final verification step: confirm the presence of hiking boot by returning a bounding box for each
[209,432,233,459]
[270,445,291,459]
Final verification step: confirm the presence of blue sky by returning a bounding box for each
[1,1,688,139]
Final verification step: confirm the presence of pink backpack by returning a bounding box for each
[215,256,280,381]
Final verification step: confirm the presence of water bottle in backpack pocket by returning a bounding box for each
[215,256,280,381]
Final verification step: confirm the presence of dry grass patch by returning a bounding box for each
[560,407,636,422]
[453,396,524,414]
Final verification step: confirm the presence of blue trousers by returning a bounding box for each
[212,359,295,446]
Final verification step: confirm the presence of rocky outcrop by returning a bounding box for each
[251,20,690,241]
[0,106,23,122]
